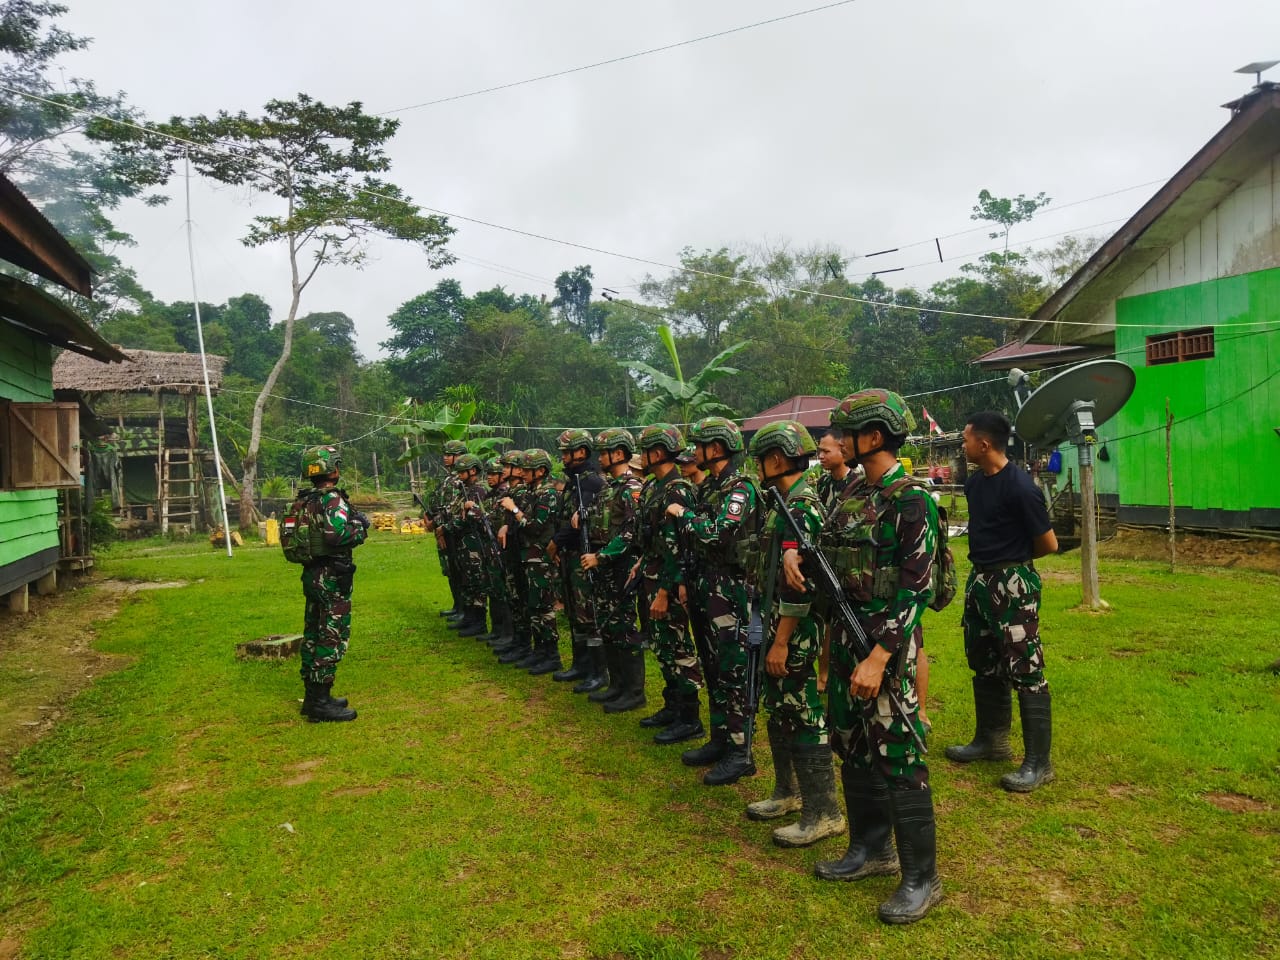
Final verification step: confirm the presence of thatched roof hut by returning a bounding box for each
[53,348,227,395]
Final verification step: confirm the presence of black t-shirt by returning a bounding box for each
[964,461,1052,566]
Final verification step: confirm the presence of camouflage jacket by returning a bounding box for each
[553,469,605,554]
[590,471,644,566]
[306,485,368,558]
[755,475,822,620]
[516,479,559,561]
[430,474,465,528]
[817,461,937,656]
[636,469,696,590]
[815,468,856,515]
[683,466,759,574]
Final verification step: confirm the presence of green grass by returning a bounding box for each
[1,532,1277,959]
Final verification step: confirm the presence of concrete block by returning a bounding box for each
[35,571,57,596]
[235,634,303,660]
[7,584,29,613]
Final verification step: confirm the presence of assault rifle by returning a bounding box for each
[763,484,927,755]
[743,597,765,757]
[572,474,606,647]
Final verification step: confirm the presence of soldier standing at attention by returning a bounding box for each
[294,445,368,723]
[744,421,845,848]
[581,429,646,707]
[552,429,606,684]
[634,424,705,746]
[668,417,760,786]
[501,449,562,675]
[494,452,533,665]
[946,410,1058,793]
[426,440,467,619]
[797,391,941,924]
[446,454,491,638]
[480,458,514,646]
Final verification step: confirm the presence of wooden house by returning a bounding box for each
[1014,81,1280,531]
[0,174,125,611]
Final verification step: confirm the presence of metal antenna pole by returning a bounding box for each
[185,152,234,558]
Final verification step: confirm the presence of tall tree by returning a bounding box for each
[138,95,454,527]
[971,189,1052,251]
[551,264,606,340]
[639,247,761,348]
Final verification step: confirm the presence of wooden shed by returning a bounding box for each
[53,349,227,533]
[0,173,125,610]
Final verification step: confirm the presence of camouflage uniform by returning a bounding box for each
[588,469,644,649]
[494,453,533,662]
[299,486,368,684]
[552,429,605,681]
[429,445,468,611]
[443,457,489,628]
[513,450,561,669]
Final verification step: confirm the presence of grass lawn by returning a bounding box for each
[0,531,1277,959]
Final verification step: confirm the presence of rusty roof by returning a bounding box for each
[742,395,839,431]
[53,348,226,394]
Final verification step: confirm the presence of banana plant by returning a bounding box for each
[620,324,748,428]
[386,398,509,464]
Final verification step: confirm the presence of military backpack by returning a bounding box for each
[884,477,958,611]
[281,489,334,565]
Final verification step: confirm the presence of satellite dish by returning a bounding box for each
[1014,359,1135,450]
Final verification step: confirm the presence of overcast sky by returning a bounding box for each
[63,0,1280,359]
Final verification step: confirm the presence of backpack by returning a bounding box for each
[884,477,958,612]
[281,491,328,565]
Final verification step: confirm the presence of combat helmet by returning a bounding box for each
[442,440,467,457]
[524,448,554,474]
[688,416,744,453]
[747,420,817,460]
[556,428,595,454]
[301,444,341,479]
[500,449,525,469]
[638,423,685,454]
[829,389,916,437]
[454,454,481,474]
[485,457,502,475]
[595,427,636,455]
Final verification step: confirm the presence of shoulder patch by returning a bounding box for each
[726,495,745,519]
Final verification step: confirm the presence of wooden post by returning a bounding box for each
[1166,398,1176,573]
[372,451,381,494]
[156,391,167,533]
[1080,449,1102,609]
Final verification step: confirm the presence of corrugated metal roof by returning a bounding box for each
[742,395,838,431]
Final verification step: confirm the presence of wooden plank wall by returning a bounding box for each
[0,320,60,571]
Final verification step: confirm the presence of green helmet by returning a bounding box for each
[688,416,744,453]
[301,444,341,479]
[639,423,684,454]
[595,427,635,455]
[556,428,595,454]
[485,458,502,475]
[500,450,525,469]
[829,389,916,437]
[748,420,817,460]
[442,440,467,456]
[675,445,697,466]
[524,448,554,473]
[454,454,481,474]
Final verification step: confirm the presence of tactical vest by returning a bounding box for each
[749,483,820,594]
[819,483,880,602]
[693,471,759,571]
[637,473,692,556]
[589,475,639,548]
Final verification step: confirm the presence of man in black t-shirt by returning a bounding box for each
[946,411,1059,793]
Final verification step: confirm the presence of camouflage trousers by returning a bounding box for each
[502,550,530,639]
[455,530,487,614]
[698,569,751,746]
[560,552,597,633]
[963,563,1049,694]
[640,576,703,696]
[828,622,928,790]
[524,556,559,648]
[762,613,827,747]
[595,562,641,649]
[300,559,355,684]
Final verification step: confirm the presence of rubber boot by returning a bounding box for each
[703,740,756,786]
[1000,691,1055,793]
[746,721,802,820]
[527,636,563,676]
[944,676,1013,763]
[488,603,515,648]
[815,764,899,881]
[878,785,942,924]
[299,688,348,715]
[456,609,488,637]
[654,691,704,745]
[514,635,547,669]
[603,647,647,713]
[772,743,846,847]
[588,646,625,703]
[639,687,678,728]
[682,727,728,767]
[553,632,589,682]
[573,644,609,694]
[302,680,356,723]
[478,600,501,642]
[497,631,534,664]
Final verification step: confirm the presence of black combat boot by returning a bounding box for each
[527,636,563,676]
[588,646,625,703]
[445,611,468,629]
[514,635,547,669]
[878,785,942,924]
[746,721,801,820]
[639,687,678,728]
[497,631,534,664]
[603,647,647,713]
[302,680,357,723]
[478,601,501,642]
[1000,691,1055,793]
[772,743,846,848]
[703,739,755,786]
[573,644,609,694]
[815,764,899,881]
[488,603,515,648]
[682,727,728,767]
[553,632,589,682]
[654,691,704,745]
[945,676,1013,763]
[299,686,348,715]
[456,609,488,637]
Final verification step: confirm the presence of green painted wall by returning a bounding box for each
[1112,267,1280,519]
[0,321,60,567]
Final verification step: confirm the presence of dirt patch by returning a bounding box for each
[1204,791,1272,814]
[1099,528,1280,575]
[0,578,139,788]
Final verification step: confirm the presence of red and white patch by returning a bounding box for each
[726,494,746,519]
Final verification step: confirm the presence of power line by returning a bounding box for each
[376,1,863,115]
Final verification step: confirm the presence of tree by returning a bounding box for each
[971,189,1052,251]
[639,247,761,348]
[141,95,455,528]
[621,324,747,428]
[551,264,606,341]
[0,0,170,320]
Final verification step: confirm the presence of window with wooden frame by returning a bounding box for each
[1145,326,1215,365]
[0,401,82,490]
